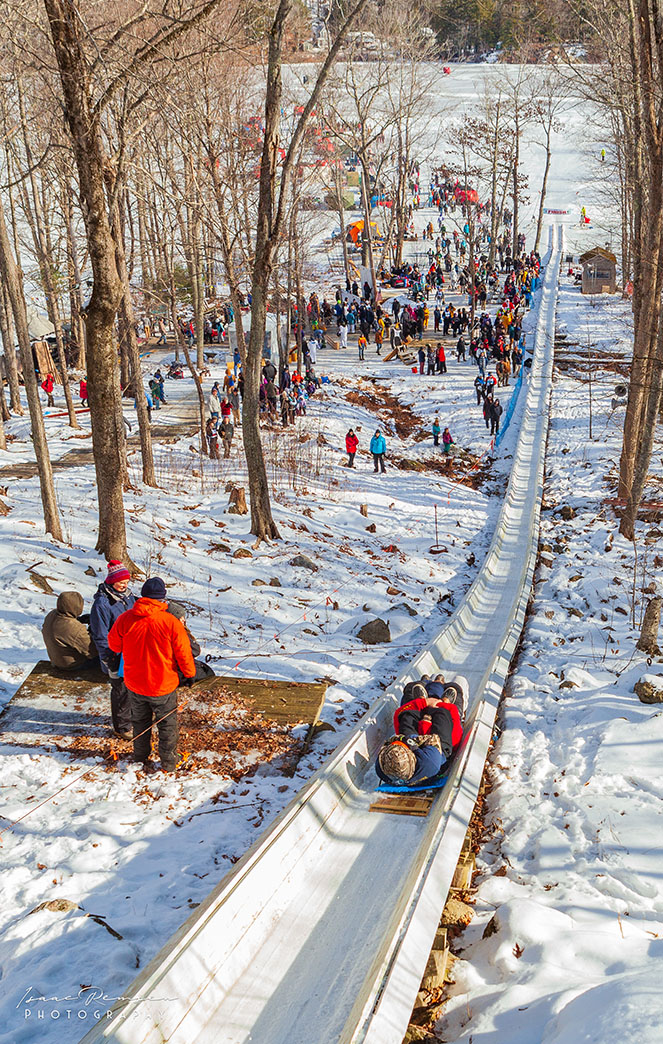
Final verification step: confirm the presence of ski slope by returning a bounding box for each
[78,224,562,1044]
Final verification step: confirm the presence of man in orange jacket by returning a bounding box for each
[108,577,195,774]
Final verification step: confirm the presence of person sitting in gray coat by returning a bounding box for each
[42,592,97,670]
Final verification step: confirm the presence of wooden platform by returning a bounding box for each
[206,674,328,728]
[0,661,328,771]
[369,794,434,817]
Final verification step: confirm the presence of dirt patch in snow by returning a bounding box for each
[391,452,493,490]
[344,381,428,441]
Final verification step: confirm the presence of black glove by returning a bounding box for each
[106,651,121,677]
[181,676,195,688]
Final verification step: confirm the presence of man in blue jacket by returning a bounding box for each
[370,429,386,473]
[90,561,136,740]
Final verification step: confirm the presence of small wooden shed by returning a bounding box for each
[579,247,617,295]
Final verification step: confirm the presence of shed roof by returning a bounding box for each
[579,246,616,265]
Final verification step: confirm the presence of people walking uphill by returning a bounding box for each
[149,377,161,410]
[90,561,136,741]
[442,427,454,455]
[375,680,464,788]
[418,344,426,375]
[370,429,386,474]
[108,577,196,775]
[79,377,88,408]
[42,592,97,670]
[426,344,435,375]
[41,372,55,408]
[358,333,367,361]
[206,418,220,460]
[220,416,234,458]
[375,318,384,355]
[432,415,441,447]
[483,393,492,431]
[474,373,485,405]
[437,343,447,374]
[209,385,222,421]
[228,387,240,424]
[489,397,503,436]
[153,370,167,405]
[346,428,358,467]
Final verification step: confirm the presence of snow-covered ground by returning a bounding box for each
[439,275,663,1044]
[0,64,624,1040]
[0,301,523,1040]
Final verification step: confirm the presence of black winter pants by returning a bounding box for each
[373,453,385,473]
[129,688,179,770]
[110,677,132,734]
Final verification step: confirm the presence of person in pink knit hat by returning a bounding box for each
[90,560,136,740]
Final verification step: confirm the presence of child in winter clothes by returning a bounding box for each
[41,373,55,407]
[442,427,454,454]
[345,429,359,467]
[432,416,441,447]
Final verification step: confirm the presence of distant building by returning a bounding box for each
[579,247,617,294]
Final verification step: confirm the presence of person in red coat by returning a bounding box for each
[41,372,55,407]
[376,680,465,786]
[79,377,88,407]
[345,428,358,468]
[437,344,447,374]
[108,576,195,774]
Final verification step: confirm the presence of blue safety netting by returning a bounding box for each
[494,358,525,449]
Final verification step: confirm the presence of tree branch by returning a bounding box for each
[94,0,234,117]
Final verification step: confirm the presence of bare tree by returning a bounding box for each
[241,0,370,543]
[40,0,237,560]
[530,69,567,253]
[0,193,63,540]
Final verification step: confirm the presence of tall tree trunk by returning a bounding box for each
[0,376,8,445]
[44,0,131,562]
[0,286,23,414]
[15,77,79,429]
[359,155,378,298]
[621,295,663,539]
[534,138,552,255]
[618,166,663,517]
[333,162,351,286]
[64,181,87,371]
[187,154,206,370]
[294,227,305,375]
[244,0,369,542]
[134,168,154,291]
[208,162,248,360]
[512,112,520,258]
[109,184,156,487]
[170,283,207,458]
[0,197,63,540]
[488,98,501,267]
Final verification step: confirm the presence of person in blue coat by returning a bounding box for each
[370,429,386,473]
[90,561,136,740]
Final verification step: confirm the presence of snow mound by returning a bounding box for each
[542,968,663,1044]
[595,713,663,780]
[561,666,605,690]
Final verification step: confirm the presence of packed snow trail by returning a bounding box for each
[79,226,562,1044]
